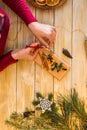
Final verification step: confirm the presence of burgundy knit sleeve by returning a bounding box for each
[2,0,37,25]
[0,51,18,72]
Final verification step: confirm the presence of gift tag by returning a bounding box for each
[35,47,70,80]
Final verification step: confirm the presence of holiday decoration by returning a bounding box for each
[36,0,60,6]
[36,97,52,113]
[32,92,55,113]
[27,0,67,10]
[35,47,70,80]
[5,90,87,130]
[62,48,73,59]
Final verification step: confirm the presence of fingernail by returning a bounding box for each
[47,45,49,48]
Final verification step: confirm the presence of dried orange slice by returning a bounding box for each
[46,0,60,6]
[35,0,46,5]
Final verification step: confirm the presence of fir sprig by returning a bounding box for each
[48,93,53,101]
[5,90,87,130]
[36,92,43,99]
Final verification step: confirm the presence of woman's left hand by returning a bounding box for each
[28,22,56,48]
[11,42,40,61]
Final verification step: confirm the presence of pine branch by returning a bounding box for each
[70,89,87,120]
[32,100,40,106]
[5,120,29,130]
[5,90,87,130]
[36,92,43,98]
[48,93,53,101]
[51,102,58,113]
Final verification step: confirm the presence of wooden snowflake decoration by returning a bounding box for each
[36,97,52,113]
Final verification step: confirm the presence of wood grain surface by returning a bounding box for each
[0,0,87,129]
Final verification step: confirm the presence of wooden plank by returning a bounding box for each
[35,9,54,96]
[54,0,72,98]
[0,2,17,130]
[0,1,87,130]
[72,0,87,105]
[16,5,36,112]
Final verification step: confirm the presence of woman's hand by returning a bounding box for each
[11,43,39,60]
[28,22,56,48]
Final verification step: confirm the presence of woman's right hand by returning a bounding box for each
[28,22,56,48]
[11,42,40,61]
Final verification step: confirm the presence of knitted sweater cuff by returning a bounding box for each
[0,51,18,72]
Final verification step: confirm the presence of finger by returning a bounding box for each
[38,36,50,48]
[52,26,56,33]
[31,48,39,60]
[46,28,56,39]
[26,42,40,52]
[51,28,56,37]
[48,31,56,46]
[50,32,56,43]
[30,42,39,46]
[26,42,40,48]
[42,37,50,44]
[29,44,40,55]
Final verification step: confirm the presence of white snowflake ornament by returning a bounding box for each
[37,97,52,113]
